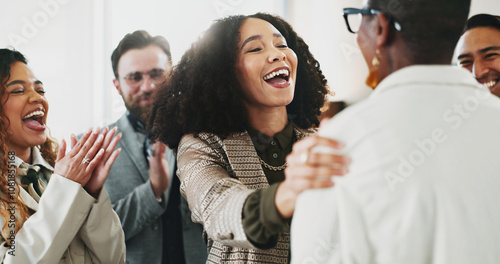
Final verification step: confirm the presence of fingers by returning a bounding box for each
[282,166,336,195]
[292,135,344,153]
[56,139,66,162]
[103,148,121,173]
[88,148,121,192]
[85,148,104,174]
[157,142,166,155]
[281,135,350,195]
[75,128,102,162]
[151,141,166,159]
[81,132,104,163]
[287,151,350,168]
[101,132,121,162]
[70,128,92,157]
[286,163,347,180]
[70,134,78,149]
[289,135,348,169]
[100,127,115,150]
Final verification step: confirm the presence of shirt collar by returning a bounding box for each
[371,65,488,97]
[126,111,147,134]
[247,120,295,151]
[14,146,54,171]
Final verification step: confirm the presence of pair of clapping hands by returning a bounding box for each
[53,127,122,199]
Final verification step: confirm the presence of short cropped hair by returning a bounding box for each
[111,30,171,78]
[464,13,500,33]
[368,0,471,63]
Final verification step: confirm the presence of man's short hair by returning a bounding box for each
[111,30,171,78]
[368,0,471,64]
[464,13,500,33]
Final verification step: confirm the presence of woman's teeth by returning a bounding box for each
[264,69,289,81]
[23,110,44,119]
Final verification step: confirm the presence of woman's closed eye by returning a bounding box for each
[248,47,262,53]
[10,86,24,94]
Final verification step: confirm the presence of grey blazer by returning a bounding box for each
[104,114,207,264]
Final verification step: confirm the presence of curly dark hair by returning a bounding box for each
[149,13,328,149]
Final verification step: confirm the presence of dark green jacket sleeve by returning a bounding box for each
[242,182,290,249]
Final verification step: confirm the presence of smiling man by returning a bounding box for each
[105,30,206,264]
[457,14,500,96]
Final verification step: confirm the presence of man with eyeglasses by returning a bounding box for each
[291,0,500,263]
[456,14,500,97]
[106,30,206,264]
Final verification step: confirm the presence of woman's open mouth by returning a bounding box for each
[263,67,291,88]
[22,109,46,131]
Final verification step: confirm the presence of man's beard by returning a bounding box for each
[125,93,153,125]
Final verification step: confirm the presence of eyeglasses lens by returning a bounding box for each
[125,69,164,86]
[348,13,363,33]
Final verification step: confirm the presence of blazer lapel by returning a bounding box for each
[222,127,315,190]
[223,132,270,190]
[116,115,149,181]
[19,187,38,212]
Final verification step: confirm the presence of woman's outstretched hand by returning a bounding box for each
[276,120,350,218]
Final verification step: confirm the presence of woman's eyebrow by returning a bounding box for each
[241,35,262,50]
[241,33,285,49]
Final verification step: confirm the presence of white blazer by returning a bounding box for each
[0,149,125,264]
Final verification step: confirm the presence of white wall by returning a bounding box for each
[1,0,499,142]
[288,0,370,104]
[0,0,287,141]
[0,0,99,141]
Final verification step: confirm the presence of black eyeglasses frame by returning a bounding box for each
[343,7,403,34]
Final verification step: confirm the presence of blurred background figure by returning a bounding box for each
[104,30,206,264]
[457,13,500,97]
[320,101,347,120]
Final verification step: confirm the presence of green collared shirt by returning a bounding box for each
[243,121,296,250]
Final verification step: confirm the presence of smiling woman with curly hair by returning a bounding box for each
[0,48,125,263]
[150,13,350,263]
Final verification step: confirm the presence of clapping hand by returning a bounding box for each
[54,127,122,199]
